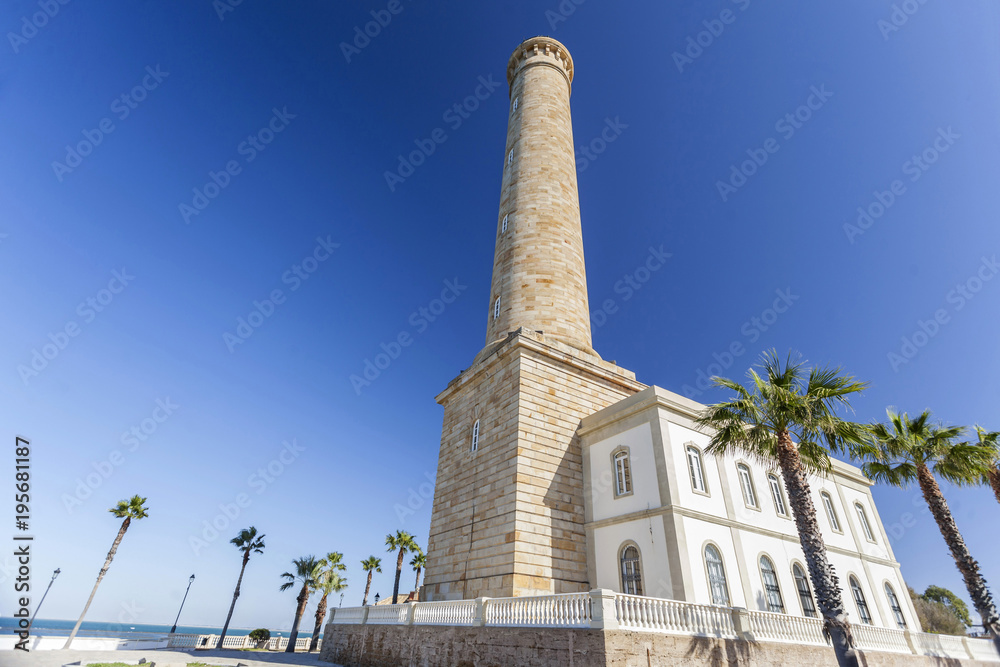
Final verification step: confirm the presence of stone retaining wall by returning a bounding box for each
[319,623,994,667]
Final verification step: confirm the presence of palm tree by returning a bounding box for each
[279,556,324,653]
[217,527,265,648]
[865,410,1000,650]
[967,426,1000,505]
[63,495,149,649]
[308,571,347,652]
[385,531,419,604]
[696,351,870,667]
[360,556,382,606]
[410,551,426,594]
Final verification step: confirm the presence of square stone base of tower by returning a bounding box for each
[421,329,645,601]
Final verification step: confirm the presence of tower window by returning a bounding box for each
[821,492,841,532]
[620,545,643,595]
[736,463,758,509]
[613,449,632,497]
[512,97,518,111]
[508,149,513,165]
[793,564,817,617]
[501,214,508,233]
[493,296,501,320]
[471,419,480,452]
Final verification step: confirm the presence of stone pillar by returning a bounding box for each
[903,629,919,655]
[405,603,417,626]
[590,589,619,630]
[730,608,755,642]
[484,36,597,359]
[961,636,977,660]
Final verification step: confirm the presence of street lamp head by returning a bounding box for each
[52,568,61,579]
[189,574,196,583]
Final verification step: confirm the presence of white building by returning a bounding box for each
[581,385,920,631]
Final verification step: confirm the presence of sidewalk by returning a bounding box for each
[1,648,340,667]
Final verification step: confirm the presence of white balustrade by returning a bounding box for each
[616,594,736,638]
[851,624,910,654]
[220,634,248,649]
[485,592,591,627]
[746,609,826,645]
[332,606,368,624]
[413,599,477,626]
[366,603,410,625]
[968,637,1000,661]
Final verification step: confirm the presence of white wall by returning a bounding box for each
[589,422,658,523]
[679,515,747,608]
[592,517,672,598]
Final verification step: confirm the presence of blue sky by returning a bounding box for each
[2,0,999,632]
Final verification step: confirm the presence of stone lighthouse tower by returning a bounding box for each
[422,37,644,601]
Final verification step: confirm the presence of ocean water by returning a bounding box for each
[0,618,314,638]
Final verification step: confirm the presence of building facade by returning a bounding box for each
[421,35,919,634]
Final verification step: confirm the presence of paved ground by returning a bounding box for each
[2,648,341,667]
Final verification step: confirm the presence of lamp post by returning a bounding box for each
[169,574,195,634]
[28,568,60,630]
[374,593,379,605]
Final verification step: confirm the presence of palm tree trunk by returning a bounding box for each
[414,567,422,593]
[775,431,859,667]
[988,465,1000,506]
[308,593,329,652]
[285,583,310,652]
[363,571,373,606]
[916,463,1000,649]
[217,551,250,648]
[62,517,130,650]
[391,548,404,604]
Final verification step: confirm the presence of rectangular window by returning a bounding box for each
[737,464,757,508]
[687,447,705,493]
[769,475,787,516]
[614,452,632,496]
[822,493,841,532]
[856,503,875,542]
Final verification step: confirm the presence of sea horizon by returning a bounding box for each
[0,618,316,639]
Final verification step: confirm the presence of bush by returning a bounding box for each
[909,586,968,635]
[248,628,270,642]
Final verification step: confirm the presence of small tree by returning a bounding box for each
[385,531,419,604]
[218,527,265,649]
[410,551,426,594]
[910,587,968,635]
[279,556,324,653]
[248,628,270,648]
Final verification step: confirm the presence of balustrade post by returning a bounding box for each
[589,589,619,630]
[474,598,489,626]
[902,630,919,655]
[360,606,370,625]
[729,607,754,642]
[405,603,417,625]
[960,637,977,661]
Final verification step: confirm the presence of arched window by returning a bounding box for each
[855,503,875,542]
[760,556,785,613]
[493,296,501,320]
[501,214,508,233]
[620,544,643,595]
[849,576,872,624]
[885,583,907,629]
[704,544,730,606]
[768,474,787,516]
[686,446,706,493]
[471,419,480,452]
[792,564,817,617]
[512,97,519,111]
[821,491,841,532]
[508,149,514,165]
[736,463,758,508]
[613,450,632,497]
